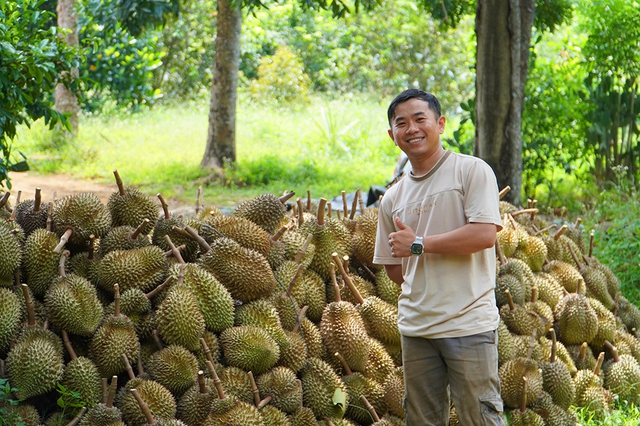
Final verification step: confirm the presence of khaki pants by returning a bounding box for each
[401,330,506,426]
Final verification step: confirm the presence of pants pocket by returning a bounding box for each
[479,397,505,426]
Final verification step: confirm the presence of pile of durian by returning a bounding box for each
[0,174,638,426]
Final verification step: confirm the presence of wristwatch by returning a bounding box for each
[410,236,424,256]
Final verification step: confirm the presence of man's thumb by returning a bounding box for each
[395,216,406,229]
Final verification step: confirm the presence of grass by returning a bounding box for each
[14,93,400,208]
[574,400,640,425]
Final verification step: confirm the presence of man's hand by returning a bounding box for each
[388,217,417,257]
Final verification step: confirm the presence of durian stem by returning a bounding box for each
[579,342,587,361]
[131,388,156,425]
[113,170,126,196]
[9,191,20,220]
[53,228,73,253]
[554,224,568,241]
[527,329,537,360]
[505,289,516,311]
[507,214,518,230]
[530,200,537,221]
[329,263,342,303]
[195,186,202,216]
[183,225,211,252]
[531,286,538,303]
[257,396,272,409]
[594,352,604,376]
[114,284,121,317]
[87,235,96,260]
[279,191,296,205]
[21,284,36,326]
[164,234,185,264]
[296,379,303,409]
[197,370,208,394]
[46,202,53,232]
[316,198,327,226]
[343,255,350,272]
[101,378,108,404]
[603,340,621,363]
[589,230,595,258]
[510,208,539,218]
[177,263,185,285]
[106,376,118,408]
[575,217,582,228]
[271,225,288,243]
[358,189,366,216]
[354,258,377,283]
[549,329,557,363]
[164,245,185,258]
[342,190,349,217]
[0,191,9,209]
[334,352,353,375]
[13,269,20,286]
[327,202,332,218]
[350,189,359,220]
[287,263,305,296]
[499,186,511,199]
[337,210,342,220]
[495,238,506,265]
[65,406,86,426]
[519,376,528,413]
[121,354,136,380]
[145,276,174,300]
[297,198,304,226]
[332,253,365,305]
[205,360,226,399]
[359,395,381,422]
[152,330,164,350]
[613,292,621,317]
[61,330,77,360]
[247,371,261,406]
[532,224,557,236]
[58,250,70,277]
[33,187,42,212]
[0,358,5,379]
[157,193,171,220]
[292,306,308,333]
[137,349,145,376]
[294,234,313,264]
[567,242,583,271]
[324,418,336,426]
[306,190,312,212]
[131,219,150,240]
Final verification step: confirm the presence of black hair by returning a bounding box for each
[387,89,441,127]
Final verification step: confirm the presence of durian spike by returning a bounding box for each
[46,202,53,232]
[505,289,516,311]
[87,235,96,261]
[495,238,506,265]
[8,191,20,220]
[157,193,170,220]
[510,208,538,218]
[358,189,366,216]
[247,371,261,406]
[164,234,185,264]
[332,253,365,305]
[306,190,312,212]
[58,250,70,277]
[131,219,150,240]
[271,225,288,243]
[327,202,332,218]
[549,329,557,363]
[296,198,304,226]
[130,388,156,425]
[613,292,621,317]
[152,330,164,350]
[531,286,538,303]
[114,284,121,317]
[350,189,359,220]
[61,330,77,360]
[183,225,211,252]
[106,376,118,408]
[287,263,305,296]
[66,406,87,426]
[342,190,349,217]
[567,242,583,271]
[578,342,588,361]
[21,284,36,326]
[359,395,381,422]
[33,187,42,212]
[205,360,225,399]
[292,306,308,333]
[197,370,208,394]
[603,341,621,363]
[594,352,604,377]
[519,376,528,413]
[113,170,126,196]
[294,234,313,264]
[257,396,272,409]
[316,198,328,226]
[279,191,296,204]
[334,352,353,376]
[102,378,108,404]
[499,186,511,199]
[589,230,595,258]
[195,186,202,216]
[145,276,174,300]
[532,224,557,236]
[53,228,73,253]
[575,217,582,228]
[329,263,342,303]
[121,353,136,380]
[0,191,9,209]
[554,224,568,241]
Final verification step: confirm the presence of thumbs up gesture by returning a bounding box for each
[388,217,417,258]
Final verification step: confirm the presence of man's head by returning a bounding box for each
[387,89,441,128]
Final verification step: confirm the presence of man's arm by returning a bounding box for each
[389,217,497,257]
[384,264,404,286]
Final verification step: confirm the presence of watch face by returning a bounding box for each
[410,243,423,255]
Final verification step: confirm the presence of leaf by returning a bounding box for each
[332,387,347,409]
[9,160,29,172]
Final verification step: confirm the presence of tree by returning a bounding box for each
[200,0,383,172]
[0,0,77,189]
[55,0,80,134]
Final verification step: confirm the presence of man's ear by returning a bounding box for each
[388,129,397,145]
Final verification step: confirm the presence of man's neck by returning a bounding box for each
[409,147,446,177]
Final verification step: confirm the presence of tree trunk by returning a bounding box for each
[201,0,242,172]
[474,0,535,205]
[55,0,79,134]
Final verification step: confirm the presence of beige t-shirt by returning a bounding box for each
[373,151,503,339]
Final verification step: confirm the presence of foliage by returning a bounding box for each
[248,45,312,104]
[85,0,179,36]
[574,399,640,425]
[0,0,77,189]
[0,378,25,426]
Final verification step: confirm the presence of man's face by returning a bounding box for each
[388,98,446,162]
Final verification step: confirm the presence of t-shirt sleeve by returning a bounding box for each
[373,193,402,266]
[463,160,503,231]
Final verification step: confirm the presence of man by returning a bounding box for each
[373,89,505,425]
